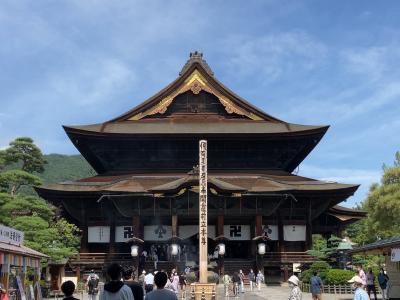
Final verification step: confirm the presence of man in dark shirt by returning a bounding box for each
[61,281,80,300]
[122,266,144,300]
[310,271,323,300]
[145,272,177,300]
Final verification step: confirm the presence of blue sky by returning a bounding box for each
[1,1,399,207]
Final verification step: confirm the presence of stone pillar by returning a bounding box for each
[199,140,208,284]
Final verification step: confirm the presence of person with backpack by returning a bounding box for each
[378,268,390,300]
[87,270,99,300]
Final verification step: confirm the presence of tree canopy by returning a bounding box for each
[0,137,81,263]
[346,151,400,244]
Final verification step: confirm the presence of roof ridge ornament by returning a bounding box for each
[179,51,214,77]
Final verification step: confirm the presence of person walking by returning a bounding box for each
[238,270,245,293]
[100,263,133,300]
[170,272,179,294]
[256,270,264,291]
[221,273,232,297]
[86,270,99,300]
[248,269,256,291]
[378,268,390,300]
[232,272,240,297]
[348,275,369,300]
[122,266,144,300]
[366,268,377,300]
[310,271,323,300]
[145,272,178,300]
[288,275,302,300]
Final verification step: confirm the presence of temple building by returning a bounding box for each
[35,52,364,282]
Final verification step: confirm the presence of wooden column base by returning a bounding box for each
[191,283,216,300]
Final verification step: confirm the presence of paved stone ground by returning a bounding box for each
[44,285,355,300]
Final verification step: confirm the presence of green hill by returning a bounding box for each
[40,154,96,184]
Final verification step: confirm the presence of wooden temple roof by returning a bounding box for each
[35,172,358,198]
[63,51,327,136]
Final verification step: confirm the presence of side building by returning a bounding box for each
[35,52,364,283]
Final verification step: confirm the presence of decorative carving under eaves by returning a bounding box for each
[128,70,263,121]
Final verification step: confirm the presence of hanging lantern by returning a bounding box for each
[131,245,139,257]
[217,243,226,256]
[258,243,266,255]
[171,243,179,256]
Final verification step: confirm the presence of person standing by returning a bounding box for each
[310,271,323,300]
[178,272,187,294]
[144,271,155,294]
[100,263,133,300]
[145,272,178,300]
[366,268,377,300]
[0,283,8,300]
[248,269,255,291]
[288,275,302,300]
[348,275,369,300]
[170,272,179,295]
[122,266,144,300]
[378,268,389,300]
[256,270,264,291]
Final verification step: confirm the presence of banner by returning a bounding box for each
[115,226,135,243]
[391,248,400,262]
[88,226,110,243]
[0,224,24,246]
[283,225,306,241]
[179,225,215,239]
[144,225,172,241]
[224,225,250,240]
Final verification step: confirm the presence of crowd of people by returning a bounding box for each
[59,262,391,300]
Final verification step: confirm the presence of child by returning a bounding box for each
[61,281,79,300]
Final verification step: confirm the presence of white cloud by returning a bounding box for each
[218,31,327,82]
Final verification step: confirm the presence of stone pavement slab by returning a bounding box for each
[44,285,354,300]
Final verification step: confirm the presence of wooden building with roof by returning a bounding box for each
[35,51,364,281]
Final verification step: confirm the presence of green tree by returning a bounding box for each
[0,170,42,195]
[0,137,81,263]
[346,151,400,245]
[4,137,47,173]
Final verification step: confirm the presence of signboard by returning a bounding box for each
[115,226,135,243]
[144,225,172,241]
[254,225,279,240]
[88,226,110,243]
[16,276,27,300]
[0,224,24,246]
[224,225,250,240]
[283,225,306,241]
[199,139,208,284]
[391,248,400,262]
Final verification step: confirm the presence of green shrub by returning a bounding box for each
[300,261,331,283]
[325,269,354,285]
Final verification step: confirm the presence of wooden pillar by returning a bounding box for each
[132,215,141,238]
[172,214,178,237]
[278,212,284,252]
[80,203,88,253]
[109,214,116,255]
[217,215,224,237]
[255,214,263,236]
[305,200,313,250]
